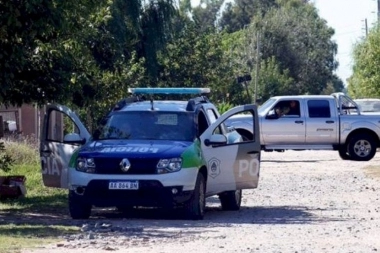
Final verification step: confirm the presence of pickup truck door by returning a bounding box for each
[261,99,306,144]
[39,104,90,188]
[200,105,260,195]
[305,99,339,144]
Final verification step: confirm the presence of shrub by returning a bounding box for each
[0,141,13,172]
[217,102,235,114]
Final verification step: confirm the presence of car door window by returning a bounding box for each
[207,108,226,135]
[213,110,256,144]
[271,100,300,118]
[307,100,331,118]
[47,110,80,142]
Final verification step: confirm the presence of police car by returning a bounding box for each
[39,88,261,220]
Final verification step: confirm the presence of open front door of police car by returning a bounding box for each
[40,104,90,189]
[200,105,260,195]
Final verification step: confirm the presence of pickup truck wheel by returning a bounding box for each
[338,146,350,160]
[69,190,91,219]
[219,190,242,211]
[348,134,377,161]
[183,173,206,220]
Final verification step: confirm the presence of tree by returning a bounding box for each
[246,0,340,96]
[157,15,234,104]
[348,26,380,98]
[0,0,109,106]
[0,0,177,110]
[191,0,225,32]
[219,0,278,33]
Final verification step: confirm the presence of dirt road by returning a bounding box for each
[24,150,380,253]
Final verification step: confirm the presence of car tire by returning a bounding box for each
[338,146,350,160]
[348,133,377,161]
[69,190,91,219]
[183,173,206,220]
[219,190,242,211]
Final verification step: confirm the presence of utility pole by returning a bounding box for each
[365,18,368,37]
[254,31,260,105]
[378,0,380,23]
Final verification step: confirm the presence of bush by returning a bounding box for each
[217,102,235,114]
[0,141,14,172]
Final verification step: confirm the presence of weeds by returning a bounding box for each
[1,136,39,166]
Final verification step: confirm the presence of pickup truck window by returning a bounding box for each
[271,100,300,117]
[307,100,331,118]
[259,98,276,114]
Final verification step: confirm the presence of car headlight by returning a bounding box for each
[157,158,182,174]
[76,157,96,173]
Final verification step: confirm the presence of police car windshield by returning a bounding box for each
[97,111,195,141]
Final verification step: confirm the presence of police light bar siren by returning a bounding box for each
[128,87,211,95]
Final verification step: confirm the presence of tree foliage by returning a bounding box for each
[1,0,343,120]
[223,0,342,101]
[348,26,380,98]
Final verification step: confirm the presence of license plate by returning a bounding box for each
[108,181,139,190]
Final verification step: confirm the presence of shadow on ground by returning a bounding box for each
[0,196,347,229]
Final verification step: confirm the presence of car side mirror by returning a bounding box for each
[63,133,86,145]
[204,134,227,147]
[266,110,279,120]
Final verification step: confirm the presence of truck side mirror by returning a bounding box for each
[266,110,279,120]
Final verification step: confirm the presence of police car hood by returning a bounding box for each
[79,139,193,158]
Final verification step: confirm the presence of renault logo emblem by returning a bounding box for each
[120,158,131,172]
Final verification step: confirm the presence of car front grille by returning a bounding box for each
[94,158,159,175]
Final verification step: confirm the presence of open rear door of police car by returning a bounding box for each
[200,105,260,195]
[40,104,90,189]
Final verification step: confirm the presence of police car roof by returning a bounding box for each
[118,100,190,112]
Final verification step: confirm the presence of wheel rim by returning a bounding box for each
[199,180,205,215]
[353,139,372,157]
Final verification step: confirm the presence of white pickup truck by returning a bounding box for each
[226,93,380,161]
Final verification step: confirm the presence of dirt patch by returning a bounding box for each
[363,165,380,180]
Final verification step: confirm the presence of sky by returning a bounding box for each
[313,0,378,85]
[191,0,378,86]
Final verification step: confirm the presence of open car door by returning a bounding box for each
[200,105,260,195]
[40,104,90,188]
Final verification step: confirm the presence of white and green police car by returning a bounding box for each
[39,88,261,220]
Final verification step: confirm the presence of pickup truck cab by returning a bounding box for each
[227,93,380,161]
[39,88,261,220]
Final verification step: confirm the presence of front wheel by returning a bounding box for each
[183,173,206,220]
[68,190,92,219]
[219,190,242,211]
[338,146,350,160]
[348,134,377,161]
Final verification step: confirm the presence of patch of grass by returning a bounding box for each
[2,137,39,166]
[0,164,67,213]
[363,165,380,180]
[0,224,79,252]
[0,140,76,252]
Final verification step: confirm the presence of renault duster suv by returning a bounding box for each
[39,88,261,220]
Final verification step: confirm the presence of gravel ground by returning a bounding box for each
[23,150,380,253]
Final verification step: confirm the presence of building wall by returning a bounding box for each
[0,104,44,138]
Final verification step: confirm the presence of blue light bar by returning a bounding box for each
[128,87,210,95]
